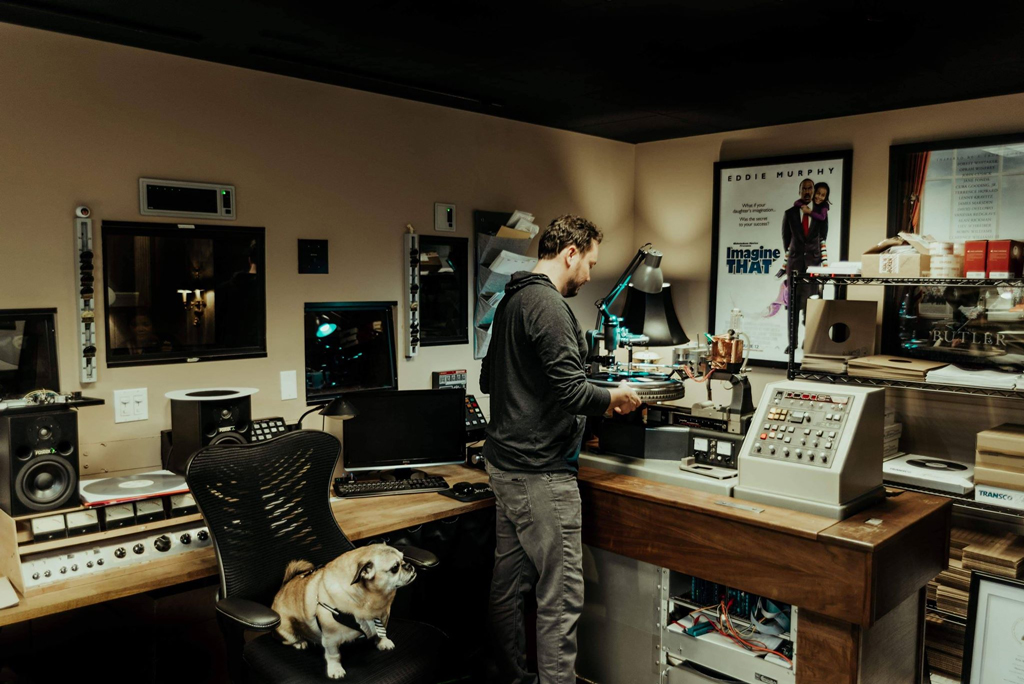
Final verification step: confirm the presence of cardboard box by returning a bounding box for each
[965,240,988,278]
[976,451,1024,473]
[977,423,1024,458]
[987,239,1024,278]
[976,484,1024,510]
[975,465,1024,490]
[862,232,933,277]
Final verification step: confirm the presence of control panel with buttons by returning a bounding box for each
[735,381,885,519]
[20,523,212,595]
[751,389,850,469]
[465,394,487,431]
[251,417,288,442]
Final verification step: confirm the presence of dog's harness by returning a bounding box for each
[295,566,388,640]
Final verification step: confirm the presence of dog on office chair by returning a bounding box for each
[271,544,417,679]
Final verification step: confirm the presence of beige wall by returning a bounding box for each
[635,93,1024,454]
[0,24,636,474]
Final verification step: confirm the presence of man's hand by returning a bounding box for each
[800,204,812,215]
[608,380,642,415]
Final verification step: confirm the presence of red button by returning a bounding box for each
[760,433,767,440]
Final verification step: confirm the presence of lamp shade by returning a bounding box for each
[622,283,689,346]
[321,396,359,420]
[630,249,664,294]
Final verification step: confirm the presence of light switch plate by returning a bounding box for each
[280,370,298,401]
[434,202,456,232]
[114,388,147,423]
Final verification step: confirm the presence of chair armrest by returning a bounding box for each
[216,597,281,632]
[393,544,439,569]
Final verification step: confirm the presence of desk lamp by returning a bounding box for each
[298,396,359,431]
[586,243,664,367]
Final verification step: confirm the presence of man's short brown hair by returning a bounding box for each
[538,215,603,259]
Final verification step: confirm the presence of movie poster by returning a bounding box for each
[710,151,852,366]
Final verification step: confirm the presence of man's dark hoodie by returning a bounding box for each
[481,272,611,472]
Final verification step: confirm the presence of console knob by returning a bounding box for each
[114,547,126,559]
[179,533,192,545]
[197,529,209,542]
[60,566,67,574]
[32,572,39,580]
[132,543,145,555]
[86,561,93,568]
[44,570,51,578]
[71,564,78,572]
[154,535,171,552]
[97,558,104,566]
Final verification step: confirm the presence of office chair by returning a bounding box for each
[185,429,446,684]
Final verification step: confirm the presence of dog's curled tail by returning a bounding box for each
[282,560,315,585]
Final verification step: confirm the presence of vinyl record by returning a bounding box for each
[905,458,969,472]
[82,472,186,496]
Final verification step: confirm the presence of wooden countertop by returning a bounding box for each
[0,465,491,627]
[578,466,952,627]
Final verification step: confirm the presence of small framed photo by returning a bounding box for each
[962,571,1024,683]
[711,150,853,367]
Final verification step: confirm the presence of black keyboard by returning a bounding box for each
[333,476,450,499]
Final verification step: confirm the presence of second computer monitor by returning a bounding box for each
[342,388,466,472]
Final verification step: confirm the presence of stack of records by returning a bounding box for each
[925,612,965,680]
[936,585,969,617]
[938,558,971,592]
[848,355,947,381]
[884,422,902,460]
[962,532,1024,578]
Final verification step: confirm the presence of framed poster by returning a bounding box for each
[881,134,1024,370]
[888,133,1024,240]
[962,572,1024,683]
[711,150,852,367]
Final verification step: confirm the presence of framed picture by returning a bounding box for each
[417,235,469,347]
[881,134,1024,370]
[888,132,1024,240]
[962,571,1024,683]
[711,150,852,367]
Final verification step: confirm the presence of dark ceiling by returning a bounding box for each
[3,0,1024,143]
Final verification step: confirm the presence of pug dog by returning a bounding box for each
[271,544,417,679]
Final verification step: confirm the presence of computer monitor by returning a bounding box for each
[304,302,398,405]
[0,309,60,400]
[342,389,466,472]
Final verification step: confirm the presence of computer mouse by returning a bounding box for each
[453,481,474,496]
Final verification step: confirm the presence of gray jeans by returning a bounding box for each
[486,462,584,684]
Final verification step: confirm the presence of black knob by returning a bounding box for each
[71,564,78,572]
[32,572,39,580]
[132,543,144,555]
[179,533,192,545]
[86,561,93,568]
[154,535,171,552]
[43,570,51,578]
[114,547,126,559]
[97,558,104,566]
[60,567,67,574]
[197,529,209,542]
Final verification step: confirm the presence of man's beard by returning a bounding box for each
[564,277,585,298]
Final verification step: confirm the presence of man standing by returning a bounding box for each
[481,215,641,684]
[781,178,827,323]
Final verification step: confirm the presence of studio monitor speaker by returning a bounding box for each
[0,410,79,517]
[164,389,254,474]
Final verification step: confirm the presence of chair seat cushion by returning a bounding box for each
[243,618,446,684]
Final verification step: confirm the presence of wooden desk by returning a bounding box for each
[578,467,951,684]
[0,465,491,627]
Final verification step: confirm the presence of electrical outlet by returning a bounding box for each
[434,202,456,232]
[114,388,147,423]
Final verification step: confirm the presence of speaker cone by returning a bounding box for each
[209,432,246,446]
[15,457,75,511]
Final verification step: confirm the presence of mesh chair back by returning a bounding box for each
[185,429,355,606]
